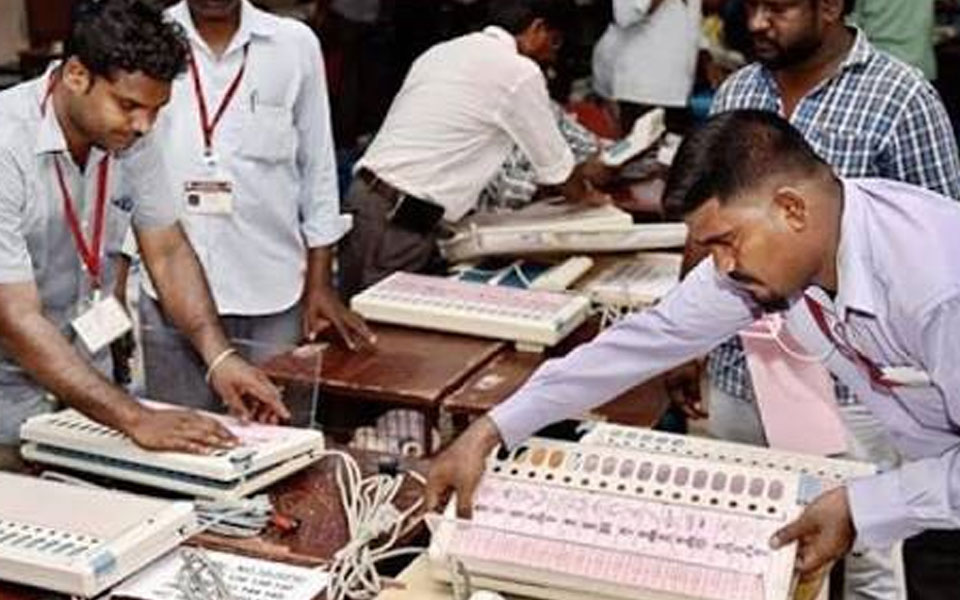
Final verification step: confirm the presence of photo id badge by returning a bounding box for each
[72,295,133,354]
[184,180,234,215]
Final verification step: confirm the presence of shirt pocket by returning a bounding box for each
[238,104,297,164]
[103,197,134,256]
[806,127,881,176]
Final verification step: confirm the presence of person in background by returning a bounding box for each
[478,102,601,213]
[338,0,610,300]
[124,0,374,415]
[0,0,287,470]
[850,0,937,80]
[310,0,386,150]
[592,0,703,134]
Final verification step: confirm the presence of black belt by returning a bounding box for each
[357,168,445,234]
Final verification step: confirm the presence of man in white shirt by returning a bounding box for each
[134,0,374,413]
[338,0,609,299]
[592,0,702,134]
[0,0,287,468]
[426,110,960,596]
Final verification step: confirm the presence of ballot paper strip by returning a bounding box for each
[581,252,684,307]
[429,438,800,600]
[351,272,590,348]
[580,424,876,505]
[113,548,329,600]
[0,472,195,598]
[20,400,325,499]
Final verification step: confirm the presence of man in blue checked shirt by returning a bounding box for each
[428,110,960,599]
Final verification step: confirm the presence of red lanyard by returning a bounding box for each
[54,157,110,288]
[804,295,894,390]
[41,75,110,289]
[187,44,249,155]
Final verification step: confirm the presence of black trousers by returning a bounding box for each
[903,530,960,599]
[338,178,445,300]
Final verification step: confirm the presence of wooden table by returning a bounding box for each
[262,324,504,450]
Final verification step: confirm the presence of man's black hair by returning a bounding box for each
[487,0,576,36]
[66,0,188,82]
[662,110,830,219]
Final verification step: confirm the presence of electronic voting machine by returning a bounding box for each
[351,272,590,351]
[428,432,874,600]
[0,472,195,597]
[579,423,875,505]
[20,401,326,499]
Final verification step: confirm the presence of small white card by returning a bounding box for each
[71,295,133,354]
[185,180,234,215]
[112,548,329,600]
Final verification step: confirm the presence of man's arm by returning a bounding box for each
[426,258,757,514]
[845,295,960,546]
[496,72,609,205]
[303,246,374,349]
[0,281,140,433]
[0,281,239,451]
[488,258,756,447]
[136,223,288,422]
[292,27,373,349]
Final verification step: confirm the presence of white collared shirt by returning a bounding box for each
[144,1,349,315]
[593,0,702,107]
[0,68,177,386]
[356,26,575,222]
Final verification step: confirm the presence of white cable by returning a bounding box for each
[319,450,427,600]
[739,314,835,363]
[194,495,273,538]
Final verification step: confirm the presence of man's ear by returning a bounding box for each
[61,57,94,94]
[772,186,809,233]
[527,17,548,37]
[818,0,844,25]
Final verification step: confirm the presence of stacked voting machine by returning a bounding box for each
[439,200,687,263]
[351,271,590,351]
[20,401,325,499]
[0,472,195,597]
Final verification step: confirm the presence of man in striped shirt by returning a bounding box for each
[677,0,960,598]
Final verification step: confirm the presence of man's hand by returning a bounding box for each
[663,359,707,419]
[770,487,855,582]
[125,406,238,454]
[303,286,376,351]
[562,161,614,207]
[580,181,614,206]
[425,416,503,518]
[208,353,290,424]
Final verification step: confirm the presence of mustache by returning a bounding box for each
[727,270,762,286]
